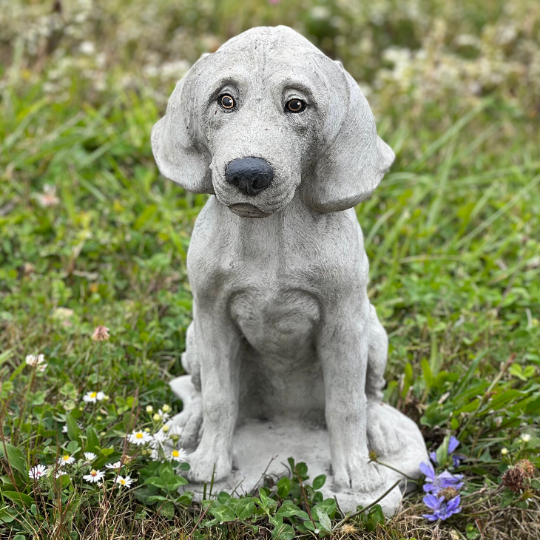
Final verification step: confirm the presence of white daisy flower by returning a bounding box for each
[169,448,188,462]
[25,354,47,372]
[105,461,122,469]
[157,409,170,421]
[83,391,105,403]
[128,430,153,445]
[58,454,75,466]
[521,434,531,443]
[168,424,183,437]
[55,470,68,479]
[150,431,170,449]
[29,464,48,479]
[115,475,135,487]
[84,452,97,461]
[83,469,105,483]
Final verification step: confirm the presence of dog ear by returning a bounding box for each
[299,69,394,213]
[151,71,214,194]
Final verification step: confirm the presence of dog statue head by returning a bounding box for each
[152,26,394,218]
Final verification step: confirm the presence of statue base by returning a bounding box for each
[170,375,427,516]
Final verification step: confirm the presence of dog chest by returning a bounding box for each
[230,288,320,357]
[187,197,368,305]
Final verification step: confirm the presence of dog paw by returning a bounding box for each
[367,401,404,456]
[333,456,386,492]
[168,397,203,450]
[186,447,232,483]
[181,397,203,449]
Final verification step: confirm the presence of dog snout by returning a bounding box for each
[225,157,273,196]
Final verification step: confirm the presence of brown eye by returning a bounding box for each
[286,99,306,113]
[219,94,235,109]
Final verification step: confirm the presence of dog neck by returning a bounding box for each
[206,191,360,259]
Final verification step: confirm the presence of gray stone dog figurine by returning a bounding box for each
[152,26,427,514]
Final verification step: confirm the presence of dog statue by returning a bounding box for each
[152,26,427,514]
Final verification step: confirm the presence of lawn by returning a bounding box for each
[0,0,539,538]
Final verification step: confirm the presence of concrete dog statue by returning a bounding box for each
[152,26,427,513]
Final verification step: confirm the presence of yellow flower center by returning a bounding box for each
[172,450,179,458]
[90,392,97,398]
[135,433,143,439]
[90,470,97,476]
[120,479,126,485]
[62,455,70,461]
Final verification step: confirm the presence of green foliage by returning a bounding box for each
[0,443,27,476]
[136,460,193,518]
[196,463,339,538]
[357,504,385,533]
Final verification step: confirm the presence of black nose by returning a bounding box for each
[225,157,273,196]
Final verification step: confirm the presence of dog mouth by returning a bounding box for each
[211,161,300,218]
[229,203,271,218]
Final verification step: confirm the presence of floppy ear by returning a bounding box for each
[151,71,214,194]
[299,69,394,213]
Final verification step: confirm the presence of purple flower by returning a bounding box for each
[448,435,459,453]
[449,435,463,466]
[420,461,464,493]
[429,435,463,466]
[423,493,461,521]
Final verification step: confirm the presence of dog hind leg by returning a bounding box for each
[182,321,201,391]
[366,304,387,401]
[366,305,404,456]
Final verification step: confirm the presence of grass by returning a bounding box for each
[1,0,540,538]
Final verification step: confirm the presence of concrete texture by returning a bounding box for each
[171,375,427,514]
[153,25,428,515]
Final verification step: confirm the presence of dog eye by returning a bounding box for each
[219,94,236,110]
[286,99,306,113]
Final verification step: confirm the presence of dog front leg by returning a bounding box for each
[318,301,385,492]
[186,312,241,483]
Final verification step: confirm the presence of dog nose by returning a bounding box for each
[225,157,273,196]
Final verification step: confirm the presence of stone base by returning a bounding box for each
[170,375,427,515]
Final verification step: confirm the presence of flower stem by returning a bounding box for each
[335,479,401,529]
[371,459,421,484]
[14,368,36,446]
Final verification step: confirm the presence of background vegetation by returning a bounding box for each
[0,0,539,538]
